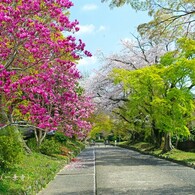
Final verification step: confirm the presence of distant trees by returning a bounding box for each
[84,36,173,149]
[84,36,171,112]
[89,112,113,140]
[86,0,195,151]
[86,37,195,151]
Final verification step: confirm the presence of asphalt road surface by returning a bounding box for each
[38,144,195,195]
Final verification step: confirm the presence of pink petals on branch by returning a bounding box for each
[0,0,94,139]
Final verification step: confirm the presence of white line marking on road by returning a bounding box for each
[93,148,96,195]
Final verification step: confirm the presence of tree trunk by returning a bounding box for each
[174,135,179,149]
[34,128,47,148]
[163,133,174,152]
[23,140,32,154]
[151,120,162,147]
[8,112,14,124]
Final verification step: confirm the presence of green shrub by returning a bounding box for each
[74,141,85,150]
[40,139,61,155]
[26,138,39,152]
[95,139,104,143]
[54,131,67,143]
[65,140,85,156]
[0,126,24,169]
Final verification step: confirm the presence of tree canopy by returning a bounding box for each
[0,0,94,145]
[111,38,195,150]
[102,0,195,40]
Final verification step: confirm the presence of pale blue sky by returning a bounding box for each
[70,0,150,74]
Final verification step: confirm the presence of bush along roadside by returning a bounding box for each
[0,130,85,195]
[118,141,195,169]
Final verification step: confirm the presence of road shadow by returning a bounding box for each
[95,146,185,168]
[97,184,195,195]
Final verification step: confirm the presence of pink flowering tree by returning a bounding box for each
[0,0,94,145]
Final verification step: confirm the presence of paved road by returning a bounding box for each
[96,145,195,195]
[38,144,195,195]
[38,147,96,195]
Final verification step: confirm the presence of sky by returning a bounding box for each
[69,0,150,74]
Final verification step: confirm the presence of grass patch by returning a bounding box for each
[0,153,66,194]
[118,141,195,168]
[154,149,195,167]
[0,138,85,194]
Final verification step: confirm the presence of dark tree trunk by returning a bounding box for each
[151,120,163,147]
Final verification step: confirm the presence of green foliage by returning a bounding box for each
[177,38,195,58]
[89,112,113,139]
[95,139,105,143]
[73,140,85,151]
[27,137,62,155]
[0,128,85,194]
[26,138,39,152]
[111,38,195,148]
[178,127,195,142]
[0,152,66,194]
[40,139,61,156]
[65,139,85,157]
[0,126,24,169]
[190,128,195,141]
[54,131,68,143]
[160,51,178,66]
[0,111,8,124]
[27,134,85,157]
[75,83,84,96]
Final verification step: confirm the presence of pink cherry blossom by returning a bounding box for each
[0,0,94,142]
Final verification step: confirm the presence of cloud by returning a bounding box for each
[77,24,95,35]
[76,25,106,35]
[78,56,97,68]
[97,25,106,32]
[82,4,98,11]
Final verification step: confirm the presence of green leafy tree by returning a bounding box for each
[89,113,113,140]
[111,38,195,151]
[112,65,164,145]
